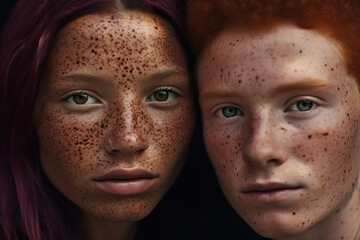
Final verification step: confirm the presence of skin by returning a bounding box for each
[34,10,194,240]
[198,25,360,240]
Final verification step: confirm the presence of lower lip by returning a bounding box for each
[95,178,156,196]
[244,188,301,203]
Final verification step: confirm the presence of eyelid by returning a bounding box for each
[210,102,244,118]
[284,96,321,112]
[146,86,180,102]
[63,90,101,105]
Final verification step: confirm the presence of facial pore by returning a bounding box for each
[34,11,194,222]
[198,25,360,239]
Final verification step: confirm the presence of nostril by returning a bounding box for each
[267,158,282,165]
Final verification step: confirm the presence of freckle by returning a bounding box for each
[292,212,296,215]
[331,68,334,71]
[255,76,259,80]
[322,132,329,136]
[299,50,302,53]
[308,134,312,139]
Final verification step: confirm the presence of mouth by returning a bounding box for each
[242,183,302,203]
[94,168,158,196]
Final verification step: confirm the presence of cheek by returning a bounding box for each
[36,106,104,182]
[294,111,360,202]
[203,122,243,181]
[149,104,195,168]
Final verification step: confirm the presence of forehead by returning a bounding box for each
[45,10,183,79]
[197,25,350,91]
[58,10,172,44]
[201,25,343,69]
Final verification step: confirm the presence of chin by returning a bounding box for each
[243,212,307,239]
[80,196,160,223]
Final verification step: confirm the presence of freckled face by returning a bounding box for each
[198,25,360,238]
[34,11,194,221]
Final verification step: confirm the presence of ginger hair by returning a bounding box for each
[187,0,360,83]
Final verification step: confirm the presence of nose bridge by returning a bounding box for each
[105,97,149,154]
[119,99,143,135]
[242,108,286,166]
[249,110,273,142]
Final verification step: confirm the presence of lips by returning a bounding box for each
[94,168,158,196]
[242,182,302,202]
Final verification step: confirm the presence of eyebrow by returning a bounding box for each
[199,89,242,102]
[144,69,187,83]
[51,69,186,85]
[52,73,110,85]
[272,78,335,95]
[200,78,335,102]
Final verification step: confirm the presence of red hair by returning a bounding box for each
[187,0,360,84]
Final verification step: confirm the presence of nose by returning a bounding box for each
[103,103,149,155]
[242,114,287,167]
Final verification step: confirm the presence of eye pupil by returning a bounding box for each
[222,107,238,118]
[154,90,169,101]
[297,101,313,111]
[73,94,88,104]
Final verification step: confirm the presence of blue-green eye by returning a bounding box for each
[288,100,317,112]
[221,107,242,118]
[65,93,98,105]
[147,89,178,102]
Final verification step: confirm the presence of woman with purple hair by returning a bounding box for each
[0,0,194,239]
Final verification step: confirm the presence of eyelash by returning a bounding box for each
[63,90,100,105]
[212,98,319,119]
[146,87,180,102]
[214,105,244,119]
[285,99,319,112]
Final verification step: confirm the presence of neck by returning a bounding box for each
[79,211,138,240]
[277,186,360,240]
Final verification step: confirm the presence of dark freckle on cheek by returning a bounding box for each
[308,134,312,139]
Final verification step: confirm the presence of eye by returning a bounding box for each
[217,106,243,118]
[64,93,99,105]
[288,100,318,112]
[146,89,178,102]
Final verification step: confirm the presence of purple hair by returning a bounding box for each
[0,0,185,239]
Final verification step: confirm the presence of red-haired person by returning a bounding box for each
[0,0,195,239]
[188,0,360,239]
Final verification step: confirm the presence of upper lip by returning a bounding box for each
[94,168,158,181]
[242,182,302,193]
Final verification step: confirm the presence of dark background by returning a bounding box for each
[1,1,263,239]
[0,0,17,34]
